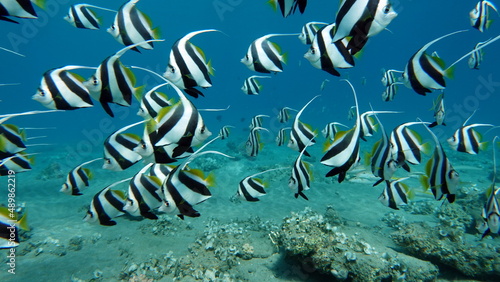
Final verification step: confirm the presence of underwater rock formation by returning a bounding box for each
[278,207,439,281]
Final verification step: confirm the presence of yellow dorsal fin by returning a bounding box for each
[83,168,93,180]
[112,189,127,200]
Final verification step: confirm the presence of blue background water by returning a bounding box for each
[2,0,499,154]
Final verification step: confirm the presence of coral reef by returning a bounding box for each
[278,207,439,281]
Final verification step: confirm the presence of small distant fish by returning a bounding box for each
[241,75,271,95]
[322,122,348,140]
[468,39,491,69]
[137,82,172,119]
[0,0,41,24]
[447,111,493,154]
[163,29,219,98]
[103,120,144,171]
[0,206,28,249]
[288,96,319,157]
[159,138,231,219]
[321,80,361,183]
[347,106,356,120]
[479,137,499,238]
[381,69,404,87]
[320,79,330,91]
[470,0,498,32]
[268,0,308,17]
[368,115,398,187]
[389,121,431,168]
[332,0,398,54]
[289,136,314,200]
[84,178,130,226]
[241,33,296,73]
[85,41,162,117]
[218,125,234,140]
[237,168,285,201]
[379,178,411,210]
[0,152,35,176]
[381,83,400,102]
[249,114,269,130]
[428,93,446,128]
[360,110,400,141]
[420,121,459,203]
[246,127,268,157]
[277,107,297,123]
[124,163,163,220]
[298,21,328,45]
[64,4,116,30]
[304,23,354,77]
[33,65,95,110]
[61,157,101,196]
[276,127,291,146]
[107,0,160,51]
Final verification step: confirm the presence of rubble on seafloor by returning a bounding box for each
[278,206,439,281]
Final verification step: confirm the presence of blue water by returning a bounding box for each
[1,0,500,281]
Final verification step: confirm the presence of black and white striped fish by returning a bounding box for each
[85,41,162,117]
[320,80,361,183]
[237,168,285,201]
[288,96,318,157]
[428,93,446,128]
[246,127,268,157]
[153,82,212,158]
[381,83,400,102]
[322,122,348,140]
[468,39,491,69]
[64,4,116,30]
[269,0,308,17]
[381,69,403,87]
[249,114,269,130]
[390,121,431,168]
[107,0,160,52]
[420,121,459,203]
[241,33,296,73]
[0,206,28,249]
[137,82,172,119]
[159,138,231,219]
[218,125,234,140]
[0,0,40,23]
[163,29,218,98]
[0,124,26,159]
[447,112,492,155]
[479,137,499,238]
[289,137,314,200]
[124,163,163,220]
[241,75,271,95]
[60,157,101,196]
[298,21,328,45]
[276,127,291,146]
[83,178,130,226]
[379,178,411,210]
[103,120,144,171]
[0,152,34,176]
[33,65,94,110]
[470,0,498,32]
[360,110,400,141]
[332,0,398,54]
[304,23,354,77]
[368,114,398,187]
[277,107,297,123]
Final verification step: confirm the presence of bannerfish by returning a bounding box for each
[0,124,27,159]
[84,178,130,226]
[103,120,145,171]
[276,127,291,146]
[237,168,286,201]
[322,122,348,140]
[288,95,319,157]
[447,111,493,155]
[289,136,314,200]
[277,107,297,123]
[241,75,271,95]
[0,0,42,24]
[379,178,411,210]
[64,4,116,30]
[428,92,446,128]
[389,121,431,168]
[0,206,28,249]
[249,114,269,130]
[137,82,172,119]
[60,157,102,196]
[321,80,361,183]
[299,21,328,45]
[218,125,234,140]
[479,136,500,238]
[0,152,35,176]
[468,39,491,69]
[163,29,219,98]
[107,0,160,52]
[246,127,268,157]
[470,0,498,32]
[241,33,297,73]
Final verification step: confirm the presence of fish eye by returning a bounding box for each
[38,89,45,97]
[383,4,391,14]
[104,158,111,164]
[310,48,316,54]
[110,24,115,30]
